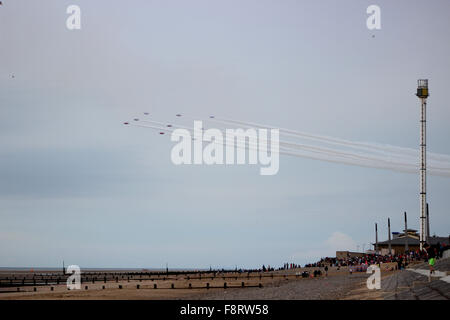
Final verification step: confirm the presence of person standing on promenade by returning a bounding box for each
[424,243,436,282]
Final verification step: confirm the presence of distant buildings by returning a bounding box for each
[336,251,365,259]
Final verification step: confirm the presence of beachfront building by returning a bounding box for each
[375,229,449,254]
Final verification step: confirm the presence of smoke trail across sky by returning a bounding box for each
[125,114,450,177]
[207,116,450,163]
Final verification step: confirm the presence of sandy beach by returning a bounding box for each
[0,266,390,300]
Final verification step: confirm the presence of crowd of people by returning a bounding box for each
[281,263,300,270]
[304,242,448,271]
[250,242,448,274]
[304,251,420,269]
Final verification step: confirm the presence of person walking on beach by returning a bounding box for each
[324,265,328,277]
[424,243,436,282]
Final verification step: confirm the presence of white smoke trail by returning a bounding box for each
[200,115,450,164]
[137,117,418,169]
[171,114,450,172]
[127,120,450,177]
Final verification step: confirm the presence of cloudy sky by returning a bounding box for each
[0,0,449,269]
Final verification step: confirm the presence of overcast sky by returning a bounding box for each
[0,0,449,269]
